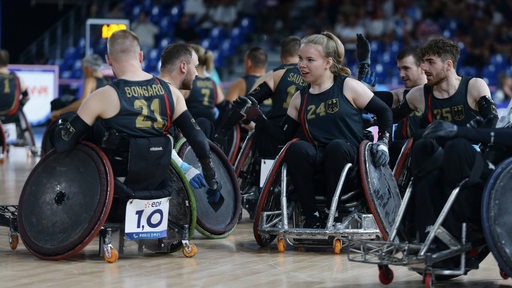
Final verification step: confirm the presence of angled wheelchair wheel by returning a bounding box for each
[213,124,241,165]
[392,138,413,197]
[253,139,298,247]
[138,161,197,253]
[359,140,401,241]
[233,131,260,219]
[18,141,114,260]
[0,122,6,161]
[177,138,241,238]
[40,120,58,157]
[482,157,512,278]
[17,110,36,151]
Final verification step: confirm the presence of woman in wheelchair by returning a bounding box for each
[241,31,392,229]
[52,30,222,205]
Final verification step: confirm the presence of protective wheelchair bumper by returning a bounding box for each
[359,140,402,240]
[18,141,114,260]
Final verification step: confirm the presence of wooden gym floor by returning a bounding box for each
[0,127,510,288]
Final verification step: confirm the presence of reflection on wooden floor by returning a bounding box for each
[0,143,511,288]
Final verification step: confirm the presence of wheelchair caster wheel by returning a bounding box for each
[333,239,342,254]
[378,265,393,285]
[9,233,18,250]
[500,270,509,280]
[182,243,197,258]
[103,245,119,263]
[277,238,286,253]
[424,272,433,288]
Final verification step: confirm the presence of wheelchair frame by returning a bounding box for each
[0,110,38,162]
[253,139,382,254]
[347,140,505,287]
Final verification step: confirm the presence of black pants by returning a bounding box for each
[284,139,357,219]
[411,138,490,242]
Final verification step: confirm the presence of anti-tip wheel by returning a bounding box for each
[9,233,18,250]
[277,238,286,253]
[378,265,394,285]
[104,246,119,263]
[182,243,197,258]
[333,239,342,254]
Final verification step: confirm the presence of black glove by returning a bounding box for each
[423,120,458,139]
[206,179,222,203]
[232,95,251,111]
[199,157,224,210]
[467,117,484,128]
[356,33,371,64]
[370,131,389,167]
[240,96,266,123]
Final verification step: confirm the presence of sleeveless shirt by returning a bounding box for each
[186,76,217,122]
[0,72,21,116]
[269,63,307,119]
[298,75,364,148]
[421,76,479,127]
[104,76,174,137]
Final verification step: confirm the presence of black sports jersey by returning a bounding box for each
[186,76,217,122]
[95,76,110,90]
[243,74,260,96]
[104,76,174,137]
[0,72,21,116]
[421,76,479,127]
[298,75,364,147]
[269,63,307,119]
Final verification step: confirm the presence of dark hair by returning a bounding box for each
[419,37,460,69]
[280,36,301,57]
[396,46,421,66]
[246,47,268,69]
[0,49,9,66]
[160,43,193,71]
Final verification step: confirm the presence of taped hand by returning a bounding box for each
[181,162,207,189]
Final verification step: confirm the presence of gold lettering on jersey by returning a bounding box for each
[326,98,339,113]
[287,72,307,86]
[432,105,464,122]
[124,85,165,97]
[196,79,213,88]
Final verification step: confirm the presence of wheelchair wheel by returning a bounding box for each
[213,124,241,164]
[392,138,413,197]
[233,131,260,219]
[176,138,241,238]
[253,139,298,247]
[166,161,197,252]
[40,120,57,157]
[137,161,197,253]
[0,122,6,162]
[482,157,512,278]
[18,141,114,260]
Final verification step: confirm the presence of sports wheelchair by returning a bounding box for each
[10,139,199,263]
[347,141,512,287]
[0,110,38,163]
[252,139,400,254]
